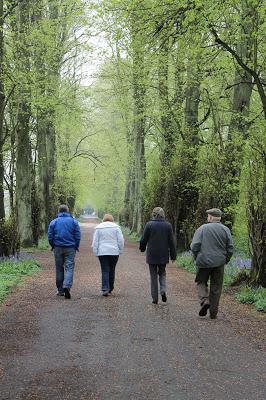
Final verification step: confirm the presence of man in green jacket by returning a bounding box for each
[190,208,234,319]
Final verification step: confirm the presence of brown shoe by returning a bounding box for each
[199,300,210,316]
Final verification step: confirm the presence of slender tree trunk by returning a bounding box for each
[248,156,266,287]
[37,113,49,234]
[157,37,176,216]
[130,8,146,234]
[221,6,254,227]
[175,61,200,249]
[158,38,174,167]
[0,0,5,219]
[46,116,56,219]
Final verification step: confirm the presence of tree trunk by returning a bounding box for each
[37,113,49,234]
[175,62,200,249]
[0,0,5,219]
[221,6,254,228]
[157,37,176,216]
[130,8,146,234]
[15,0,33,246]
[46,117,56,219]
[248,157,266,287]
[16,102,33,246]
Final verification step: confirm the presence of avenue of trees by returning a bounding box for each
[0,1,265,287]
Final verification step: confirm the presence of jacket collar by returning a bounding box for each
[95,221,118,229]
[57,212,71,218]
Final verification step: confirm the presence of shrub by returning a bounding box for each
[235,287,266,312]
[254,288,266,312]
[254,298,266,312]
[236,287,255,304]
[0,217,20,257]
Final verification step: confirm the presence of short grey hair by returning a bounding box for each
[152,207,165,219]
[59,204,69,213]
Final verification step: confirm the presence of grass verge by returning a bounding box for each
[0,259,40,303]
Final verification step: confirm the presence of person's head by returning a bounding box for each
[102,214,114,222]
[151,207,165,219]
[58,204,69,213]
[206,208,222,222]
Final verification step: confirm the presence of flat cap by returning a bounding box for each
[206,208,222,217]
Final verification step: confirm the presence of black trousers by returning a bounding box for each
[98,255,119,292]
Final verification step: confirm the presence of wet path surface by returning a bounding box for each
[0,221,265,399]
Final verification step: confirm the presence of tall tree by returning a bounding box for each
[15,0,33,246]
[0,0,5,219]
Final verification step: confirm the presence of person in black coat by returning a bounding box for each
[139,207,177,304]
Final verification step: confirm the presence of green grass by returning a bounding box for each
[37,236,50,250]
[0,259,40,303]
[176,255,196,273]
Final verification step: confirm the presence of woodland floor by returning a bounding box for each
[0,219,265,400]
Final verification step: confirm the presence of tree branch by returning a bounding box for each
[210,27,266,118]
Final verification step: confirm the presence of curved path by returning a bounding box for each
[0,220,265,400]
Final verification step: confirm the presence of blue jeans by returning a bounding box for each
[98,255,119,292]
[54,247,76,292]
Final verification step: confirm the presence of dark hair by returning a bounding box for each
[59,204,69,213]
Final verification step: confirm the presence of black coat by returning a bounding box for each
[139,218,176,265]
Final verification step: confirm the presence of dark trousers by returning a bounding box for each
[149,264,166,302]
[98,255,119,292]
[195,266,224,317]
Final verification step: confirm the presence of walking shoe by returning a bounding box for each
[64,288,71,299]
[199,300,210,316]
[102,291,109,296]
[161,292,167,303]
[56,291,64,296]
[210,314,217,319]
[152,300,158,304]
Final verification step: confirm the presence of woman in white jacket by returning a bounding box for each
[92,214,124,296]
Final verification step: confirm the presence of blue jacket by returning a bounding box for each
[48,212,81,249]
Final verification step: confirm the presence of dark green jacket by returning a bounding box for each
[190,222,233,268]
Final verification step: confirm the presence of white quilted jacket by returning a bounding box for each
[91,222,124,256]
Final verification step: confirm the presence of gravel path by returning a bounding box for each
[0,221,265,400]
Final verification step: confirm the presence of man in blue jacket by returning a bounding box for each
[48,204,81,299]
